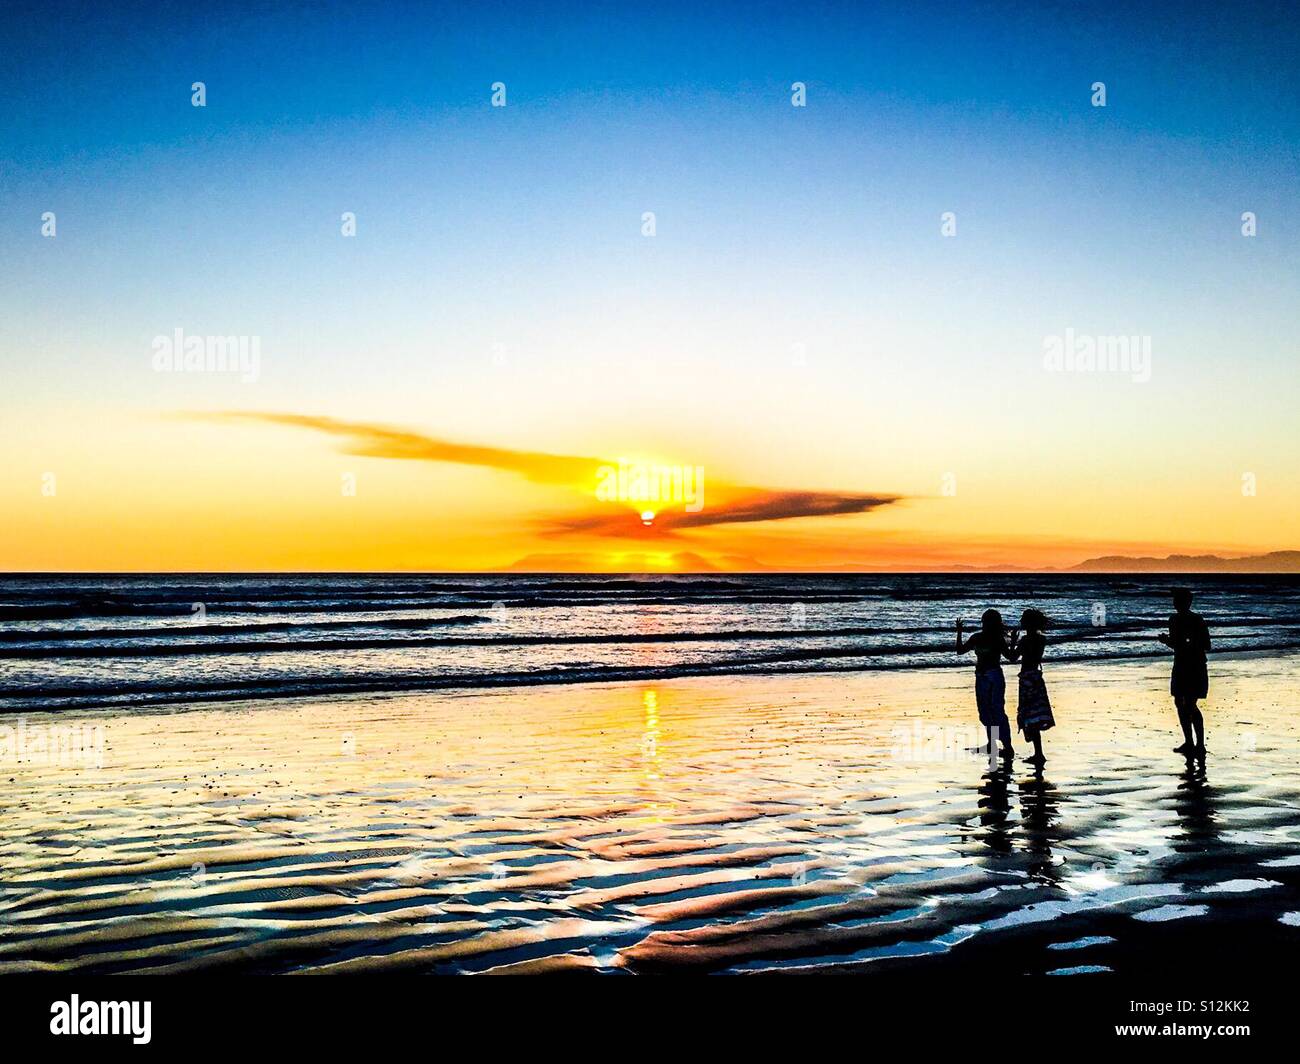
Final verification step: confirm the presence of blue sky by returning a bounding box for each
[3,1,1297,152]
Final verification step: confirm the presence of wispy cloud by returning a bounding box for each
[188,411,595,485]
[187,411,902,535]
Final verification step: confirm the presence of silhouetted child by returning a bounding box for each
[1007,608,1054,765]
[956,609,1016,761]
[1158,588,1210,754]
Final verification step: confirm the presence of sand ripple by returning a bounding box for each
[2,658,1299,973]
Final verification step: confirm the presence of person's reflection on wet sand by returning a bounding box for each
[1173,754,1220,854]
[974,764,1014,856]
[1018,765,1065,883]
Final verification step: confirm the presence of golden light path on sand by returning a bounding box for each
[2,657,1299,974]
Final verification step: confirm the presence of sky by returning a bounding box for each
[2,0,1298,571]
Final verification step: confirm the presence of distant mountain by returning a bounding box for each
[496,549,1300,574]
[1069,551,1300,574]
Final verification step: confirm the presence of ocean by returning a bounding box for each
[3,573,1298,712]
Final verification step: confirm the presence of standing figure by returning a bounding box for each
[1008,608,1054,766]
[956,609,1016,761]
[1158,588,1210,754]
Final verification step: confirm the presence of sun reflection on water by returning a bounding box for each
[641,688,660,782]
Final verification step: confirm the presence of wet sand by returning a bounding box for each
[2,654,1299,974]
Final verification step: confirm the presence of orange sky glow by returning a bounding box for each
[3,408,1294,572]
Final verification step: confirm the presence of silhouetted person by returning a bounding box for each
[956,609,1016,761]
[1007,608,1055,765]
[1157,588,1210,755]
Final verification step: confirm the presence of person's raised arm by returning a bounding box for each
[955,619,970,654]
[1003,630,1021,662]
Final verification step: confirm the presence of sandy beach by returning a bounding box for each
[2,652,1298,975]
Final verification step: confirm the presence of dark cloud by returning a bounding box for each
[545,490,900,536]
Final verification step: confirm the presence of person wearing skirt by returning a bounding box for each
[1008,608,1054,765]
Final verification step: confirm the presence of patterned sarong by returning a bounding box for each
[1017,669,1054,732]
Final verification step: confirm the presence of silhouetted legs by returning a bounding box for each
[1024,726,1045,765]
[987,723,1014,762]
[1173,695,1205,753]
